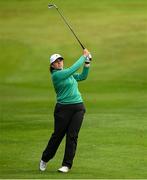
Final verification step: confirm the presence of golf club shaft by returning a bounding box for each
[55,8,85,50]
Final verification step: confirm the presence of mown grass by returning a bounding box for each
[0,0,147,178]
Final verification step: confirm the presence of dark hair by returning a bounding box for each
[50,66,55,73]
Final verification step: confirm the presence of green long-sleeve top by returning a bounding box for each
[51,55,90,104]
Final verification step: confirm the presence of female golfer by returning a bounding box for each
[39,48,91,173]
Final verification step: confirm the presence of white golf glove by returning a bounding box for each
[85,53,92,63]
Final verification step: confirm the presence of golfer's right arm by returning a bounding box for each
[52,49,90,81]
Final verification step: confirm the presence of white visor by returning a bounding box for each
[50,54,63,64]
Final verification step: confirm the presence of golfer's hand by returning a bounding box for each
[83,48,90,57]
[83,49,92,64]
[88,54,92,61]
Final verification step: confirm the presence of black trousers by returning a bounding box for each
[41,103,85,168]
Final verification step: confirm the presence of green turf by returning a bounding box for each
[0,0,147,178]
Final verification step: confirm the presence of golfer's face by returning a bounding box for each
[52,59,63,69]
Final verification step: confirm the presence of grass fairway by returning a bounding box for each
[0,0,147,178]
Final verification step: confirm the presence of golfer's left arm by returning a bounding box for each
[73,64,90,81]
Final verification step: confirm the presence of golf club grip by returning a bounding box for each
[80,43,85,50]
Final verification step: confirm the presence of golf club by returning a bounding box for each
[48,4,85,50]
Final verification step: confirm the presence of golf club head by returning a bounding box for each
[48,4,58,9]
